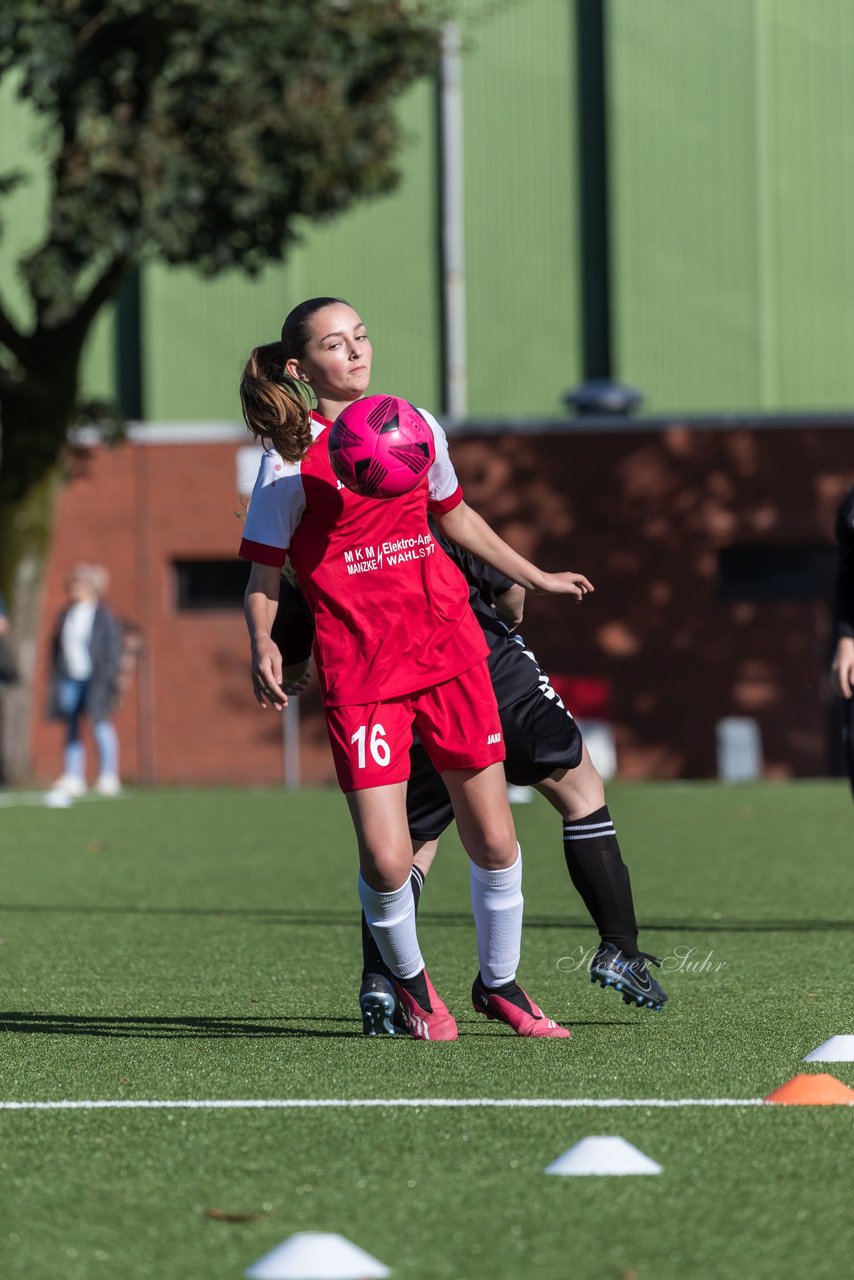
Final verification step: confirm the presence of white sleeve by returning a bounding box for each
[240,450,306,563]
[418,408,463,509]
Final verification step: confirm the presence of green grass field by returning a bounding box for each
[0,781,852,1279]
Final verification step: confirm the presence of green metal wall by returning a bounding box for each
[143,81,441,421]
[462,0,580,418]
[609,0,854,413]
[144,0,580,424]
[3,1,854,421]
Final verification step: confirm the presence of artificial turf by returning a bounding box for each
[0,781,852,1279]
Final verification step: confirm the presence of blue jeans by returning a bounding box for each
[58,677,118,780]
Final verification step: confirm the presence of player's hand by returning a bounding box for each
[532,571,595,600]
[832,637,854,699]
[251,637,287,710]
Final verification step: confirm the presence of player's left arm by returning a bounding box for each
[434,500,594,600]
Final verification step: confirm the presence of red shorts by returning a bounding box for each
[325,659,505,792]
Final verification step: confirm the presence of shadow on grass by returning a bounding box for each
[0,1012,363,1039]
[0,1011,631,1039]
[0,903,852,933]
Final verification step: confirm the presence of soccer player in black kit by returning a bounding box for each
[274,521,668,1034]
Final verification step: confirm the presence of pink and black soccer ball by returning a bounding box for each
[328,395,436,499]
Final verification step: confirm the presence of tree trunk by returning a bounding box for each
[0,464,63,784]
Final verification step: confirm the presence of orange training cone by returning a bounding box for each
[764,1073,854,1105]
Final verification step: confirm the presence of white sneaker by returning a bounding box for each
[95,774,122,797]
[51,774,87,798]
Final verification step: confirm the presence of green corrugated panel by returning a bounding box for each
[462,0,581,418]
[296,81,441,414]
[0,77,115,404]
[764,0,854,410]
[610,0,854,414]
[144,83,439,421]
[608,0,762,414]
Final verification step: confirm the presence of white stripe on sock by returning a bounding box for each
[563,827,616,841]
[562,820,615,832]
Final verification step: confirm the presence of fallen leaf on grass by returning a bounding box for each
[205,1208,263,1223]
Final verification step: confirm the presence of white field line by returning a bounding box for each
[0,790,127,808]
[0,791,58,807]
[0,1096,777,1113]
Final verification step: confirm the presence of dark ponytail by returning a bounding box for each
[239,342,312,462]
[239,296,350,462]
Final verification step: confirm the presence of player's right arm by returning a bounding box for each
[245,561,287,710]
[240,451,309,710]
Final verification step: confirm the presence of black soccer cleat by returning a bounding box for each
[590,942,667,1011]
[359,973,406,1036]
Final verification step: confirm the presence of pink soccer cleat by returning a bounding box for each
[392,971,458,1041]
[471,973,571,1039]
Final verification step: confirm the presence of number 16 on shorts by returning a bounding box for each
[325,700,413,791]
[350,723,390,770]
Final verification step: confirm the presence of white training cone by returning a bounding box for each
[245,1232,391,1280]
[804,1036,854,1063]
[545,1136,662,1177]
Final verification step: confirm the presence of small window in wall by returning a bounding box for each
[173,559,250,611]
[718,546,837,601]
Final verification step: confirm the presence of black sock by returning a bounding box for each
[360,867,424,982]
[562,805,639,956]
[394,966,431,1012]
[478,973,535,1014]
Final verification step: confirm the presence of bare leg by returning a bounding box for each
[533,742,605,819]
[346,781,413,890]
[412,837,439,878]
[441,762,518,869]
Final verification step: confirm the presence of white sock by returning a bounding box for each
[470,846,523,988]
[357,874,424,980]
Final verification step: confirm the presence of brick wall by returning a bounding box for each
[28,422,854,785]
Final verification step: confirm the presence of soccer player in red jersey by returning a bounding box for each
[238,297,593,1041]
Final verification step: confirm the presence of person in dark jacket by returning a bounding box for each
[47,564,124,797]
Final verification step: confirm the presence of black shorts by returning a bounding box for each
[406,682,584,842]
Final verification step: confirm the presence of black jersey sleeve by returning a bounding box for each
[270,577,316,665]
[428,517,514,605]
[834,488,854,641]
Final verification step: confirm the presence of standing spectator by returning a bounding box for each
[831,487,854,793]
[47,564,124,797]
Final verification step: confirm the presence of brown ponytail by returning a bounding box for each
[239,342,313,462]
[240,298,353,461]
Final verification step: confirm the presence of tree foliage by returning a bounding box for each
[0,0,440,327]
[0,0,442,779]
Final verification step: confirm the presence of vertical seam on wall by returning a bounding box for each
[755,0,777,409]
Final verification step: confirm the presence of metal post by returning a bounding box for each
[565,0,642,416]
[283,698,301,790]
[439,21,468,423]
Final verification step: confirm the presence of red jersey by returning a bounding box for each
[239,409,489,707]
